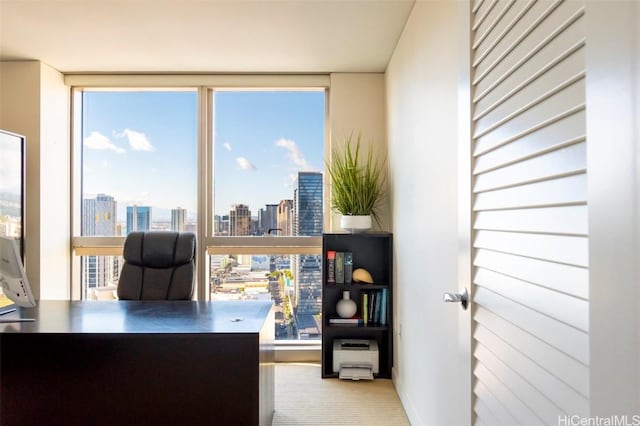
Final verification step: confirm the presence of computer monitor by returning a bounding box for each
[0,236,35,322]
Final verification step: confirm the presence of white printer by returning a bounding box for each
[333,339,379,380]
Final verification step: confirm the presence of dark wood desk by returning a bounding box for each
[0,300,274,426]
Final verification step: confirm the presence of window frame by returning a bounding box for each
[69,76,330,319]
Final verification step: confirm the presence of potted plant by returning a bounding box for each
[327,132,385,233]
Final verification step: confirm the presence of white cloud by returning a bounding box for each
[84,131,125,153]
[116,128,155,152]
[223,142,232,151]
[236,157,256,171]
[275,138,312,170]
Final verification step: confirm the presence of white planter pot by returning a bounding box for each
[340,215,372,233]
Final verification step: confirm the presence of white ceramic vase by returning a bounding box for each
[340,215,372,233]
[336,290,357,318]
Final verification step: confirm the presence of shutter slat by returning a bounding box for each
[474,248,588,298]
[475,326,589,415]
[474,110,585,173]
[472,0,487,15]
[474,1,581,84]
[475,399,503,426]
[475,268,589,331]
[474,79,585,154]
[475,307,590,397]
[473,1,517,50]
[474,142,586,192]
[475,345,563,424]
[475,10,585,101]
[472,379,521,425]
[474,173,587,210]
[473,0,538,68]
[474,230,588,267]
[474,287,589,365]
[473,0,499,31]
[475,368,541,425]
[474,44,585,127]
[474,104,585,157]
[474,40,585,115]
[474,205,588,236]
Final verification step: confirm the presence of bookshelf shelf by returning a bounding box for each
[321,232,393,379]
[326,283,390,290]
[325,324,389,331]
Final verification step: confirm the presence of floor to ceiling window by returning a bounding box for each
[210,90,325,339]
[71,80,327,341]
[75,90,197,300]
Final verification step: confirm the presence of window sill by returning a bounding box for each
[274,341,321,363]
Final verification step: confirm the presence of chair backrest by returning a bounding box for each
[117,231,196,300]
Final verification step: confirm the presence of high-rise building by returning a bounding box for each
[229,204,251,236]
[171,207,186,232]
[293,172,323,322]
[295,172,323,236]
[258,204,278,235]
[82,194,120,290]
[251,216,259,235]
[277,199,293,236]
[83,193,117,236]
[126,205,151,234]
[258,209,265,233]
[214,214,230,236]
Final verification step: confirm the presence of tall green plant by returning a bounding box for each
[327,133,385,222]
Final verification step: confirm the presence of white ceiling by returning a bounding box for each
[0,0,415,74]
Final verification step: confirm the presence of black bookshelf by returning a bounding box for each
[321,232,393,378]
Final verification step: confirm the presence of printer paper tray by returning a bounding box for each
[338,366,374,381]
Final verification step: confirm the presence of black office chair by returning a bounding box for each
[117,231,196,300]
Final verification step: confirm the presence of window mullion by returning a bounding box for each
[196,86,210,301]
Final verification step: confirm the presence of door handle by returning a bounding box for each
[443,288,469,310]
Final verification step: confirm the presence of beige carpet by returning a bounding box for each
[272,363,410,425]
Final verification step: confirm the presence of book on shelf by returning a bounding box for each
[326,250,336,284]
[368,291,375,323]
[329,315,363,325]
[344,252,353,284]
[362,292,368,326]
[360,289,388,325]
[335,252,345,284]
[324,250,357,285]
[373,290,381,324]
[380,287,388,326]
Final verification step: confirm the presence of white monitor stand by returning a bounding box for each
[0,236,36,323]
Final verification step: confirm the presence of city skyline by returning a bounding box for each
[82,181,320,234]
[83,193,312,224]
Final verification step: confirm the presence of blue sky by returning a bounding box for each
[82,90,325,221]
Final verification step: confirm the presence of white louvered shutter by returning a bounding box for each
[470,0,588,424]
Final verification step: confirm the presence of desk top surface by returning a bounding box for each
[0,300,273,334]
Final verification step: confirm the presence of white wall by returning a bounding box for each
[329,73,389,232]
[586,0,640,416]
[0,61,70,299]
[39,63,70,299]
[386,2,469,425]
[0,61,44,297]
